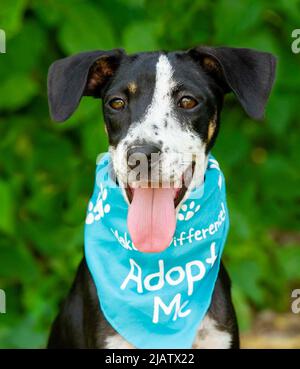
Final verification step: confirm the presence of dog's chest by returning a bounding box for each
[103,315,232,349]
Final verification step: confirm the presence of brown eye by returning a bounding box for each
[109,98,125,110]
[178,96,198,109]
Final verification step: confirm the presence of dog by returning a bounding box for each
[47,46,276,349]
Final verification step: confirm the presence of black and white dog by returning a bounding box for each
[47,46,276,349]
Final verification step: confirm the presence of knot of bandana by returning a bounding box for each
[84,153,229,349]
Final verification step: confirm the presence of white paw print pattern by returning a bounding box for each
[86,183,111,224]
[178,201,201,221]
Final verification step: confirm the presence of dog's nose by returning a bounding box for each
[127,144,161,170]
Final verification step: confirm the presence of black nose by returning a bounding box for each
[127,144,161,170]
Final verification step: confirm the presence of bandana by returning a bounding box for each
[84,153,229,349]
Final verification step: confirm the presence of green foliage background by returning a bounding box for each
[0,0,299,348]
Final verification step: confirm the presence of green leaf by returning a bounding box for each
[79,115,108,161]
[5,317,46,348]
[275,246,300,281]
[0,20,46,78]
[230,259,265,306]
[123,21,158,53]
[266,92,294,135]
[214,0,263,43]
[0,180,14,234]
[0,0,27,38]
[32,0,63,27]
[58,2,116,54]
[0,241,39,281]
[232,286,253,331]
[0,74,38,110]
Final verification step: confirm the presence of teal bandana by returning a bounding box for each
[84,153,229,349]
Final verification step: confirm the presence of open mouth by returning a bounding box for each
[125,162,195,207]
[125,162,195,253]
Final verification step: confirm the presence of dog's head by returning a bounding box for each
[48,47,276,252]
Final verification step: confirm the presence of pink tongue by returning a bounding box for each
[127,188,177,253]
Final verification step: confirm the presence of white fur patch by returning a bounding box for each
[110,54,206,195]
[105,334,135,349]
[193,315,232,349]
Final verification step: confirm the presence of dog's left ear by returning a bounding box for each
[48,49,125,122]
[188,46,277,119]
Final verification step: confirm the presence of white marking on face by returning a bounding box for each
[110,54,207,198]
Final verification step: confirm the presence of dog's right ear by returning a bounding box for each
[48,49,125,122]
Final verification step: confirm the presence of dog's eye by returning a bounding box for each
[178,96,198,109]
[109,98,126,110]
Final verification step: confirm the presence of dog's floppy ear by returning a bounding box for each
[189,46,277,119]
[48,49,125,122]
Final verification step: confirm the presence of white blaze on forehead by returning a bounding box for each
[144,54,175,122]
[127,54,179,143]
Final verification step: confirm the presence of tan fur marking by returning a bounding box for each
[128,81,137,94]
[87,58,114,92]
[203,56,221,74]
[208,113,217,142]
[97,58,114,77]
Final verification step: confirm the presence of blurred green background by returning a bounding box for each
[0,0,299,348]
